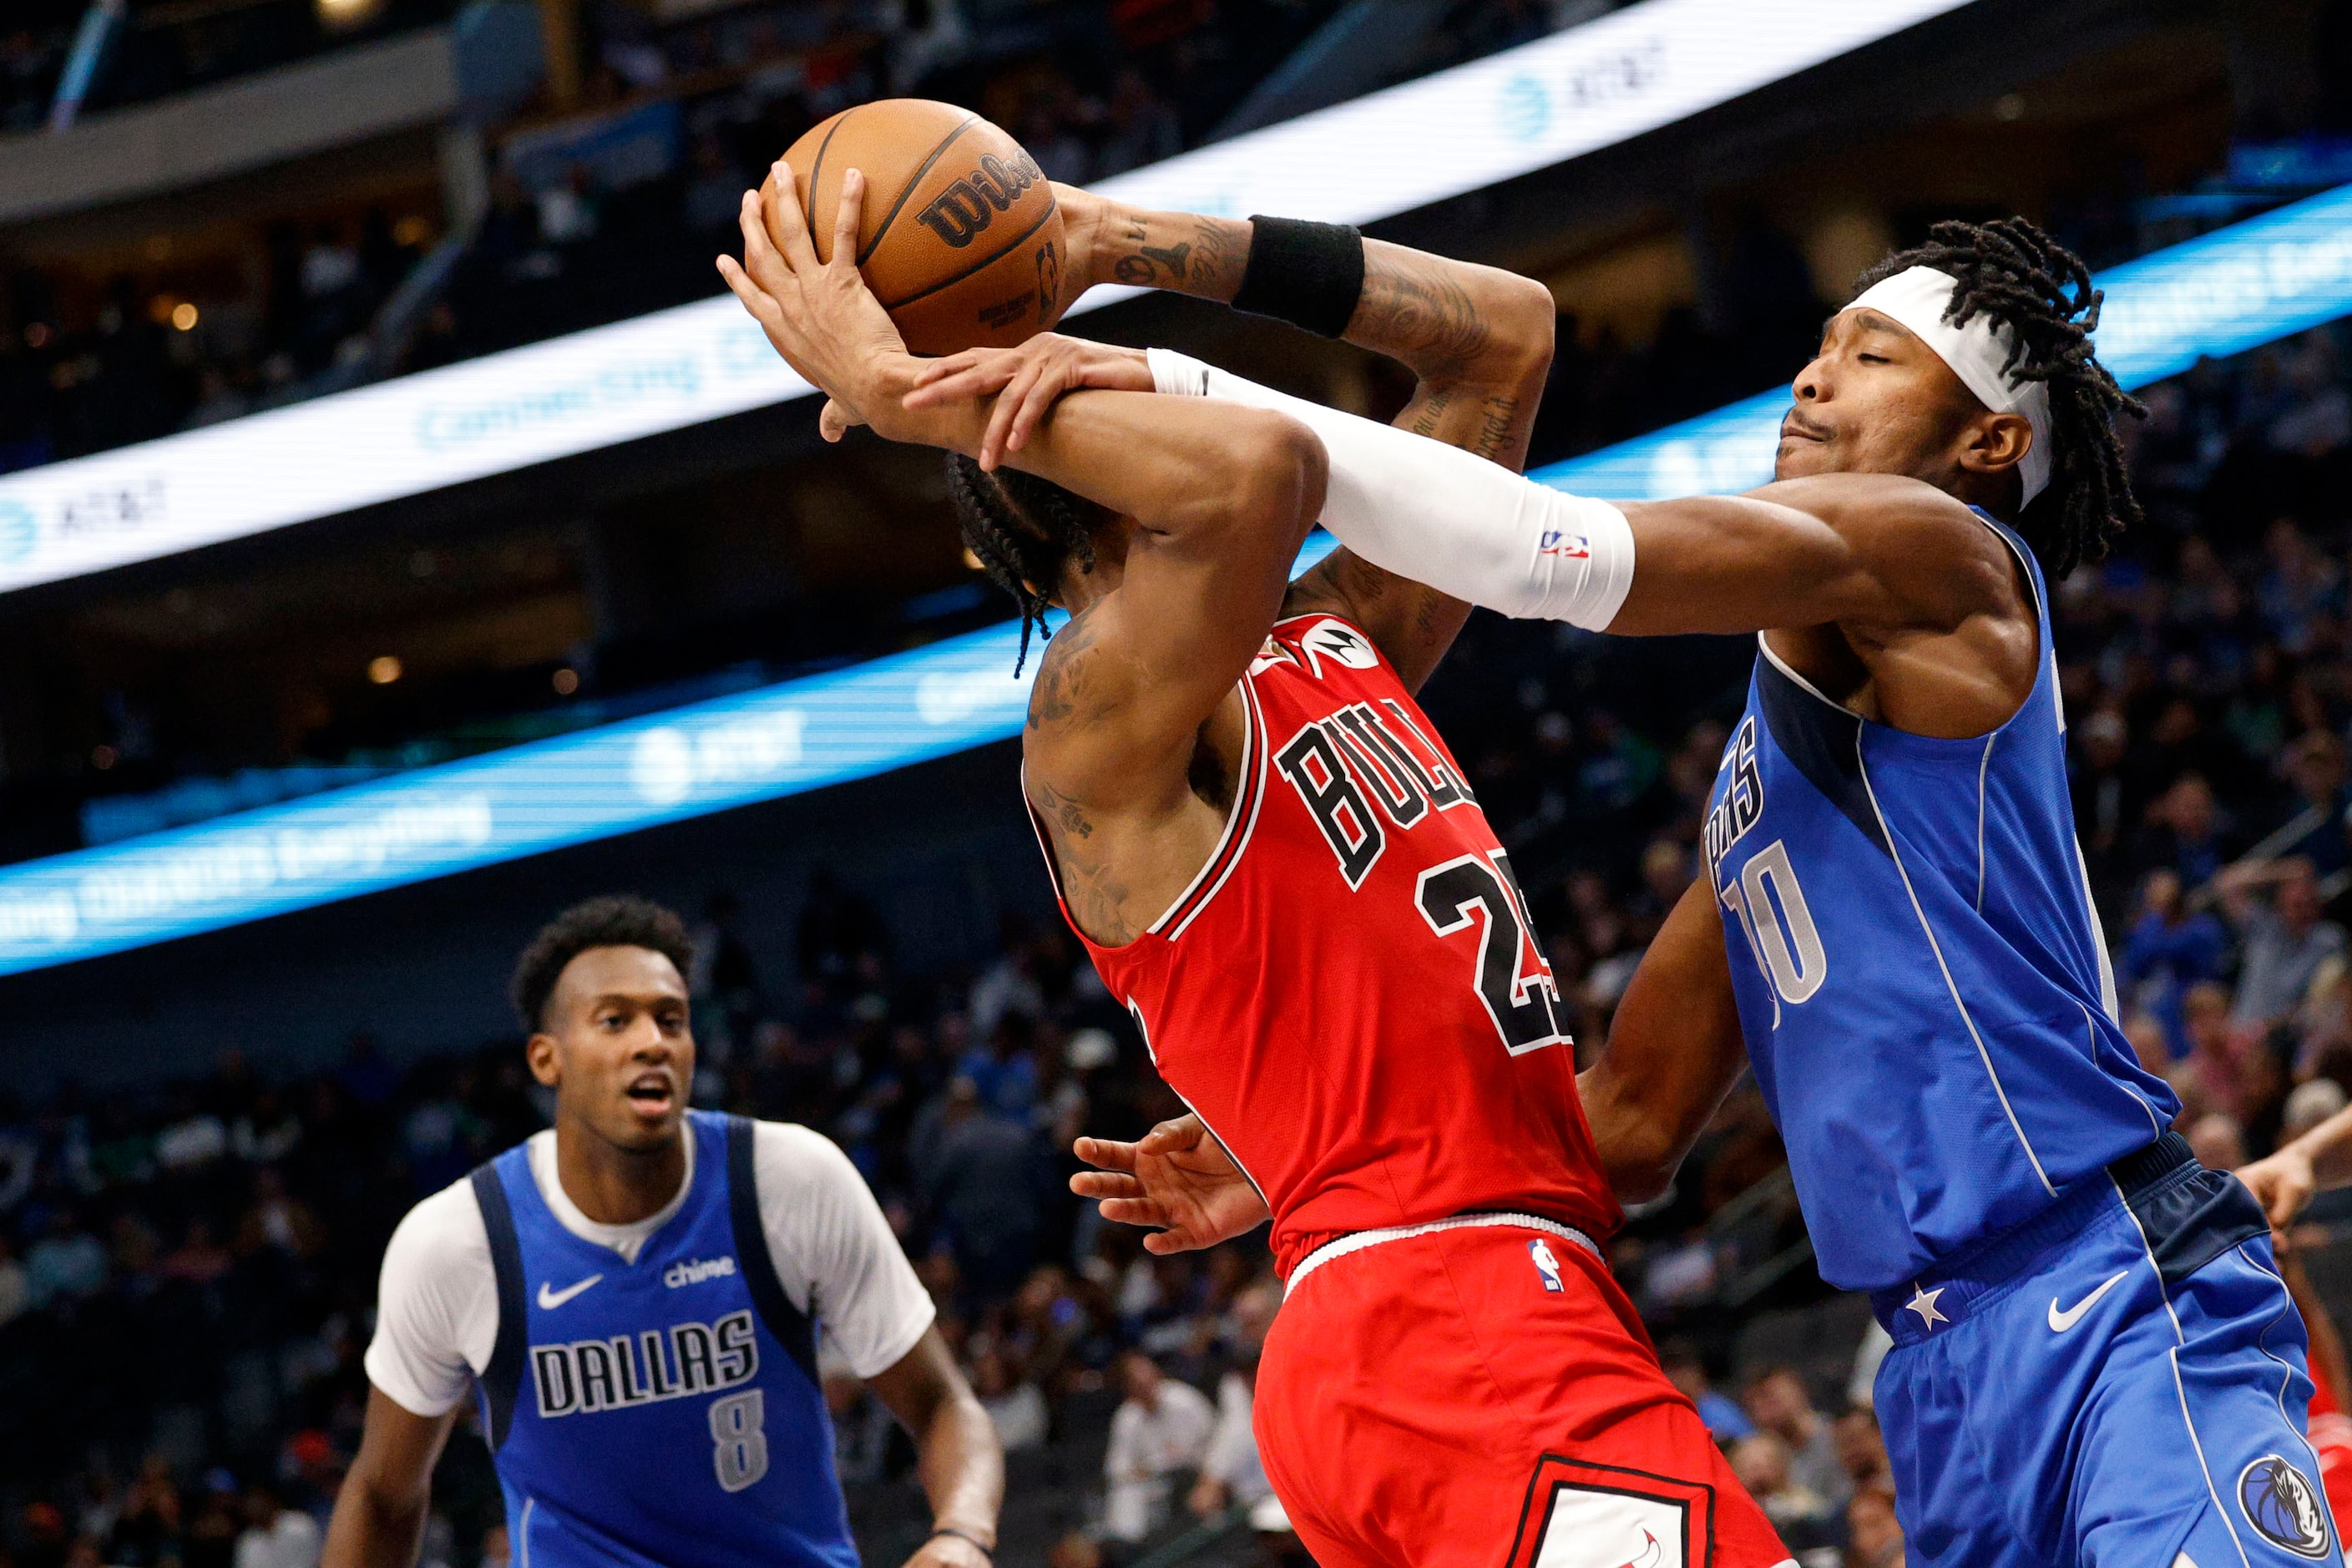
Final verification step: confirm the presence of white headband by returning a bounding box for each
[1844,265,2053,505]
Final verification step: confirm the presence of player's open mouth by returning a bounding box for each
[624,1072,675,1112]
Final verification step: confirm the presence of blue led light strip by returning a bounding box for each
[1535,181,2352,498]
[4,184,2352,976]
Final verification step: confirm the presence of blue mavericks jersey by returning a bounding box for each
[1702,510,2179,1292]
[468,1111,855,1568]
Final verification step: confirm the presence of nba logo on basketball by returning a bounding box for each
[1529,1239,1564,1292]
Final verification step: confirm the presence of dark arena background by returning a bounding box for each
[5,1,2352,1564]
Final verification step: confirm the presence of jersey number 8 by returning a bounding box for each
[709,1389,769,1493]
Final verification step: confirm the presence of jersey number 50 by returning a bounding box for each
[1719,838,1827,1014]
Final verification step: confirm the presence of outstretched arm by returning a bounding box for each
[1577,875,1750,1204]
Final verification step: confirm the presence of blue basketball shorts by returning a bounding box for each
[1871,1134,2343,1568]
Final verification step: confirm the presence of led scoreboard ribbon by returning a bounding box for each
[8,125,2352,975]
[0,0,1966,595]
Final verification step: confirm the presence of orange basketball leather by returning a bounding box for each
[781,99,1065,356]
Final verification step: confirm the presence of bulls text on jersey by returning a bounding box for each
[1275,699,1474,888]
[531,1308,758,1418]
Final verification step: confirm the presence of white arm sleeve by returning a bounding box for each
[752,1122,935,1379]
[1146,348,1635,630]
[363,1178,498,1417]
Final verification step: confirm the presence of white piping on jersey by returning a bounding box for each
[1975,733,1995,913]
[1285,1211,1599,1297]
[1127,998,1276,1217]
[1015,675,1264,944]
[2090,1000,2166,1139]
[2237,1240,2343,1543]
[2109,1176,2256,1568]
[518,1498,535,1568]
[1755,634,1835,704]
[1856,742,2058,1197]
[2076,837,2122,1022]
[1156,675,1268,940]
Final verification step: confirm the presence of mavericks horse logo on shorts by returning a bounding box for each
[2238,1454,2332,1559]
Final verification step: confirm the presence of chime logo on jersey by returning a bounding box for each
[1702,716,1763,879]
[664,1255,736,1287]
[531,1308,758,1418]
[1273,700,1470,887]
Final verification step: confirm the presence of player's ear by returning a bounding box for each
[525,1031,562,1088]
[1959,410,2033,478]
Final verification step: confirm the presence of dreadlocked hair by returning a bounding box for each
[1853,216,2144,578]
[946,453,1107,673]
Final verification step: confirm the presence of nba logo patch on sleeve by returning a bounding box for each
[1529,1238,1564,1292]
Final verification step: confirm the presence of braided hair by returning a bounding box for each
[1853,217,2143,577]
[945,453,1106,673]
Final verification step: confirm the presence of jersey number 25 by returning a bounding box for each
[1415,850,1569,1056]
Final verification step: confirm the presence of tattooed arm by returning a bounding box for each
[1060,188,1556,690]
[721,171,1327,948]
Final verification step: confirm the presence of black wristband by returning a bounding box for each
[928,1527,994,1560]
[1232,215,1365,339]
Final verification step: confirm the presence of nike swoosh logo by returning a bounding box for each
[2048,1268,2131,1332]
[538,1274,603,1309]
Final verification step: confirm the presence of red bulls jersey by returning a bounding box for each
[1032,613,1620,1278]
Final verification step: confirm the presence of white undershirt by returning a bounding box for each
[363,1120,934,1417]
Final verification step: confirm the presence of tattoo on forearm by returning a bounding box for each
[1113,239,1193,286]
[1104,214,1247,298]
[1353,256,1494,379]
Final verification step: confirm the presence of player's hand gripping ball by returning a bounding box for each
[777,99,1066,357]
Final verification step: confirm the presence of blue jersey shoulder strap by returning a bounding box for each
[725,1114,818,1387]
[468,1159,530,1451]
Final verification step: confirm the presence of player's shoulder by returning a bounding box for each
[745,1118,870,1201]
[381,1168,493,1279]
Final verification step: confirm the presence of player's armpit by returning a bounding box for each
[1576,877,1749,1206]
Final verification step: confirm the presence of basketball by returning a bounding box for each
[779,99,1065,357]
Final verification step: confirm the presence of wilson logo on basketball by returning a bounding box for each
[915,151,1047,248]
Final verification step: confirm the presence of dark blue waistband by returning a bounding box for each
[1869,1132,2261,1346]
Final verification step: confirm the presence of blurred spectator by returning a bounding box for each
[1729,1432,1834,1545]
[2121,868,2229,1055]
[1743,1367,1853,1520]
[1660,1339,1756,1442]
[2218,857,2349,1027]
[1845,1485,1905,1568]
[231,1484,317,1568]
[1188,1282,1291,1539]
[918,1077,1044,1302]
[1103,1349,1215,1543]
[970,1345,1048,1452]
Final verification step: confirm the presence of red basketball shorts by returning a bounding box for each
[1253,1216,1793,1568]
